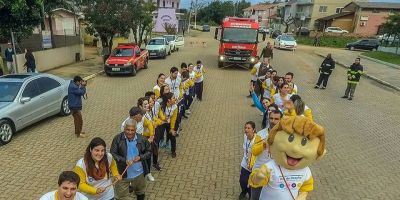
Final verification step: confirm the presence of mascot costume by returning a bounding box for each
[249,116,326,200]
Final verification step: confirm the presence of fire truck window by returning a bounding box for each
[222,28,258,43]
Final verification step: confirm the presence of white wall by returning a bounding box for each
[14,44,84,72]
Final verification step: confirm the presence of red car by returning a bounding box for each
[104,43,149,76]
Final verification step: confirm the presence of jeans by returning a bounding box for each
[194,81,203,100]
[160,123,176,153]
[153,126,162,165]
[175,99,186,132]
[344,82,357,97]
[250,187,262,200]
[184,94,193,110]
[316,73,330,88]
[71,110,83,136]
[239,167,251,197]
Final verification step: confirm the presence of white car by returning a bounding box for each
[146,37,171,59]
[274,35,297,51]
[325,27,349,33]
[162,35,185,52]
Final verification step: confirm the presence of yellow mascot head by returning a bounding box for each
[267,116,326,170]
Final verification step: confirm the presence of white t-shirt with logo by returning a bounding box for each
[40,190,88,200]
[165,77,182,98]
[241,135,255,171]
[194,65,204,83]
[259,160,313,200]
[252,128,271,170]
[252,62,261,81]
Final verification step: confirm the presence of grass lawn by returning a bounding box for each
[362,51,400,65]
[296,36,358,48]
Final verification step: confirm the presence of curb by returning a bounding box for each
[83,70,104,81]
[359,55,400,70]
[315,53,400,92]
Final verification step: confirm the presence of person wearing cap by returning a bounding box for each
[120,106,155,181]
[4,43,15,74]
[68,76,87,138]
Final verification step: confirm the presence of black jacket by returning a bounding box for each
[347,63,363,83]
[260,46,273,59]
[319,58,335,75]
[24,52,36,69]
[110,132,152,178]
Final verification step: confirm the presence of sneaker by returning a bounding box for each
[77,133,87,138]
[185,110,191,115]
[146,173,155,182]
[341,96,348,98]
[171,152,177,158]
[348,97,353,100]
[246,94,251,98]
[153,164,162,171]
[321,86,326,89]
[314,85,319,89]
[260,112,264,116]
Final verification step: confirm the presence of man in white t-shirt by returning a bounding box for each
[40,171,88,200]
[165,67,182,100]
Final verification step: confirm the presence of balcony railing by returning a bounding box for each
[295,12,311,18]
[297,0,313,5]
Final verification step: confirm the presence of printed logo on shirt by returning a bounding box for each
[88,177,94,182]
[279,183,285,188]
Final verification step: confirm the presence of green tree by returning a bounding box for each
[382,13,400,53]
[130,0,156,47]
[197,0,251,25]
[0,0,43,40]
[43,0,72,48]
[75,0,133,54]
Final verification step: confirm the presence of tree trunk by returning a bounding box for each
[48,14,56,48]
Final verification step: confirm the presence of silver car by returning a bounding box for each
[0,73,70,144]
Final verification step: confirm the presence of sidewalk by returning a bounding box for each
[301,45,400,91]
[44,46,104,80]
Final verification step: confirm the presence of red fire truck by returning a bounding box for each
[214,17,265,68]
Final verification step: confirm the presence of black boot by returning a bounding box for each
[137,194,145,200]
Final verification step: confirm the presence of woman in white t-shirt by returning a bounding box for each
[73,137,121,200]
[153,73,166,99]
[239,121,257,200]
[272,82,292,111]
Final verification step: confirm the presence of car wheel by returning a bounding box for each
[131,66,137,76]
[168,49,171,55]
[176,48,179,52]
[106,72,111,76]
[60,97,71,116]
[350,46,355,51]
[144,59,148,69]
[0,119,14,145]
[162,51,167,59]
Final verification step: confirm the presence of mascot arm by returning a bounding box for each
[296,192,308,200]
[296,176,314,200]
[249,164,271,188]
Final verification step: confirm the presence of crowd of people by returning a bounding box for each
[239,54,315,200]
[40,61,206,200]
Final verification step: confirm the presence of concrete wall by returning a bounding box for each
[14,44,84,72]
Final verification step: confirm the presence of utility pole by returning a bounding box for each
[194,0,197,29]
[10,29,19,74]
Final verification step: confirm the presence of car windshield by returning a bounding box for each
[222,28,258,44]
[164,36,175,42]
[281,35,295,41]
[203,25,209,28]
[0,82,22,102]
[111,48,133,57]
[149,39,164,45]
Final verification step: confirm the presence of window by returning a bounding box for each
[177,2,179,8]
[319,6,327,13]
[37,77,61,93]
[22,80,41,98]
[135,48,141,56]
[335,7,343,13]
[163,1,165,7]
[172,2,174,8]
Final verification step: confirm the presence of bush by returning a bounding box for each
[296,35,360,48]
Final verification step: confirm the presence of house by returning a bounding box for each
[243,3,278,28]
[316,2,400,36]
[150,0,185,33]
[282,0,366,31]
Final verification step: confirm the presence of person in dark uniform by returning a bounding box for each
[315,53,335,89]
[342,58,363,100]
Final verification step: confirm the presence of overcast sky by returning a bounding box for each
[181,0,400,9]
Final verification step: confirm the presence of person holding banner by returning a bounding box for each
[74,137,121,200]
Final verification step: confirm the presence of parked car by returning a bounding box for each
[258,26,269,34]
[202,25,210,32]
[163,35,185,52]
[0,73,71,144]
[271,30,282,39]
[325,27,349,34]
[274,34,297,51]
[296,27,310,36]
[377,34,399,42]
[104,43,149,76]
[146,37,171,59]
[163,35,179,52]
[346,39,379,51]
